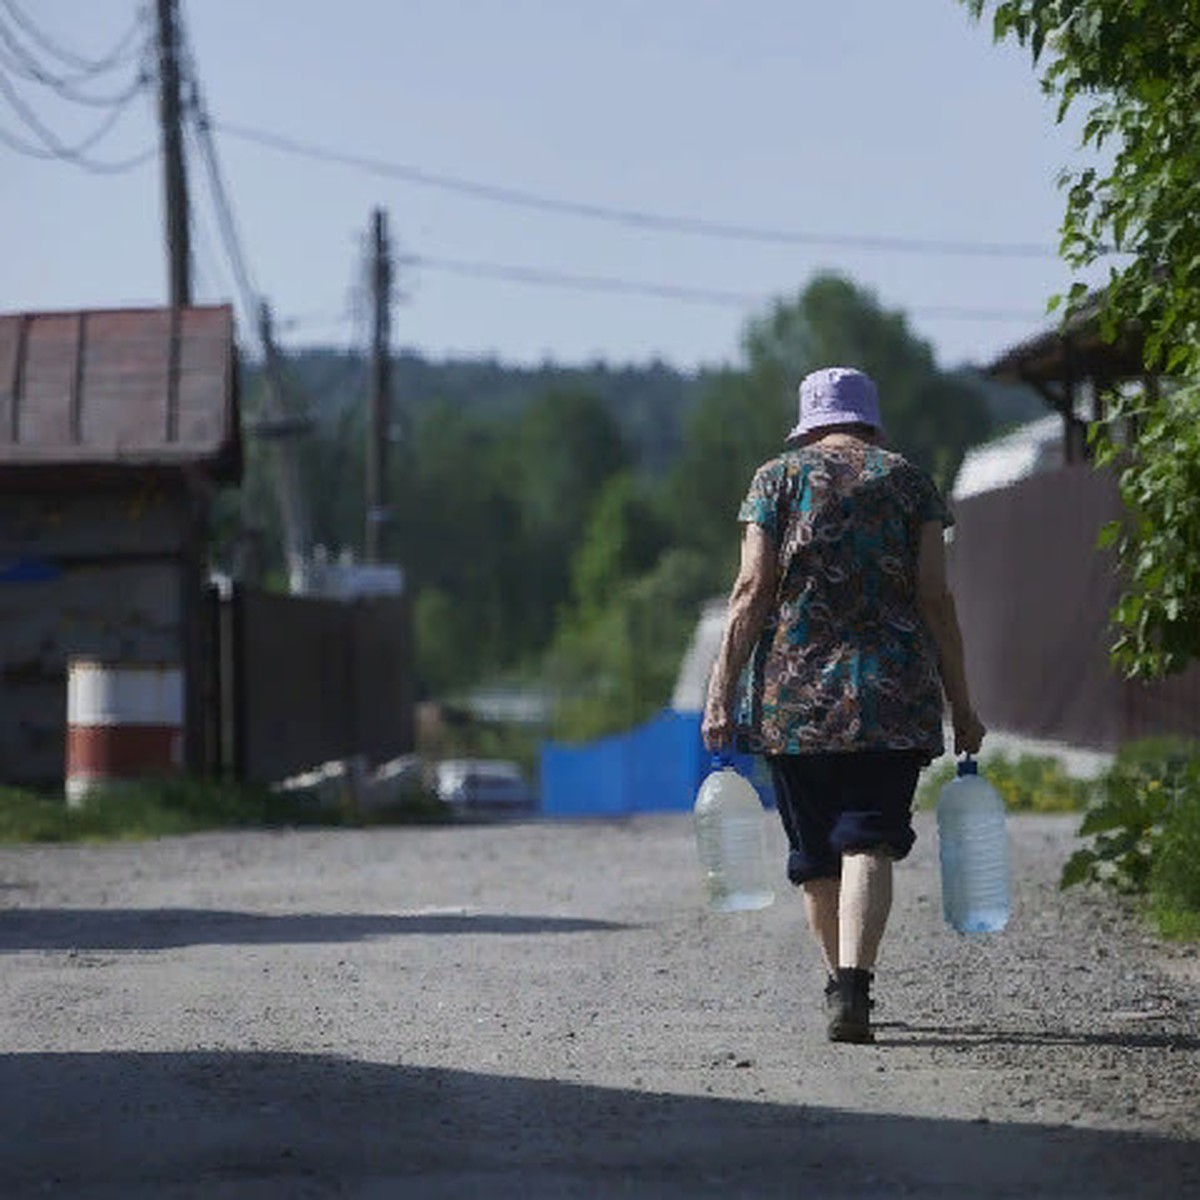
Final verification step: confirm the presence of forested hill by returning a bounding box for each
[256,347,1042,481]
[265,349,712,475]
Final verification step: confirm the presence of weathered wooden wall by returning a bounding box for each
[0,484,194,786]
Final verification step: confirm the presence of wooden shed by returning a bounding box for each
[0,305,241,787]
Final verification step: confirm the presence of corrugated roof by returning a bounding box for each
[0,304,241,480]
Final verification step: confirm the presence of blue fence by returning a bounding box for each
[539,709,771,817]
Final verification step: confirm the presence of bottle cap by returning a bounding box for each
[711,752,734,771]
[957,756,979,777]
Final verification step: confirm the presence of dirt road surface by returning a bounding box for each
[1,811,1197,1198]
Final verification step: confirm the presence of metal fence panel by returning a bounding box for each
[540,710,766,817]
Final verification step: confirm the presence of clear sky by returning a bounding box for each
[2,0,1104,373]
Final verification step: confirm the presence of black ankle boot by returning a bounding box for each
[828,967,874,1044]
[824,975,840,1016]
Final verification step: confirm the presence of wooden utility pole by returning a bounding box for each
[365,207,393,563]
[156,0,191,307]
[257,302,312,591]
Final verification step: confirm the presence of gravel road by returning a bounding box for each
[1,809,1197,1198]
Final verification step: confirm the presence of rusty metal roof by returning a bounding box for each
[0,304,241,481]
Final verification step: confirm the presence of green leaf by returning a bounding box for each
[1061,848,1097,889]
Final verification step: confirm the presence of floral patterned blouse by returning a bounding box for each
[736,443,952,759]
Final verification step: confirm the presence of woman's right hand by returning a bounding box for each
[952,706,986,756]
[701,701,733,752]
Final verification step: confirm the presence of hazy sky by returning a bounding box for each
[2,1,1104,372]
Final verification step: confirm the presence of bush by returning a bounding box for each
[917,752,1093,814]
[1061,738,1200,940]
[1152,788,1200,940]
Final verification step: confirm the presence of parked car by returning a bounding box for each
[434,759,536,816]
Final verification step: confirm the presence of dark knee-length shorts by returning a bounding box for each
[766,750,925,884]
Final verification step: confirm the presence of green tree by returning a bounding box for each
[569,472,668,620]
[389,400,524,690]
[771,275,989,481]
[662,274,989,563]
[662,365,788,567]
[548,547,714,741]
[502,389,631,548]
[497,389,633,651]
[965,1,1200,678]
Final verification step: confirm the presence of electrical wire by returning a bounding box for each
[0,0,145,76]
[0,65,153,171]
[187,111,260,327]
[0,2,1048,339]
[0,63,139,148]
[174,5,263,337]
[0,15,150,106]
[186,166,238,310]
[0,1,153,173]
[401,255,756,307]
[399,253,1047,321]
[213,118,1060,262]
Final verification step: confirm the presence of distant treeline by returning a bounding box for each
[217,274,1043,738]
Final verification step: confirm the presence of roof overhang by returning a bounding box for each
[984,291,1146,400]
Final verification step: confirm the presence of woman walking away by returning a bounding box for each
[702,366,985,1044]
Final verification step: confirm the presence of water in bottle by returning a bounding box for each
[693,755,774,913]
[937,757,1010,933]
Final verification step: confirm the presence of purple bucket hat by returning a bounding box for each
[787,367,883,440]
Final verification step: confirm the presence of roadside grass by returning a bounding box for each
[917,751,1094,814]
[0,775,451,844]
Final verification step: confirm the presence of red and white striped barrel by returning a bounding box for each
[65,660,184,805]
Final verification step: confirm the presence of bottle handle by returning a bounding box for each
[956,754,979,778]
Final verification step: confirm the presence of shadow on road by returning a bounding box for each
[0,908,629,952]
[0,1050,1195,1198]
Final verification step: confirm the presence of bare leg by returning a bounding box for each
[801,877,840,976]
[838,850,893,970]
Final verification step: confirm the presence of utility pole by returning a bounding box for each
[257,302,312,591]
[156,0,191,307]
[365,207,393,563]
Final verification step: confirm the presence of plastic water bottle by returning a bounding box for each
[693,755,774,913]
[937,757,1010,933]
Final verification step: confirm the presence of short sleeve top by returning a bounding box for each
[736,443,953,758]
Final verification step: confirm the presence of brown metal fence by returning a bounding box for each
[208,584,415,784]
[947,464,1200,750]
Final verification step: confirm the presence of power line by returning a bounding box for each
[0,0,145,76]
[399,252,1046,321]
[0,66,155,171]
[0,3,153,172]
[171,6,260,331]
[213,118,1060,262]
[402,254,756,307]
[0,21,150,107]
[0,62,140,148]
[187,111,260,325]
[0,13,150,103]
